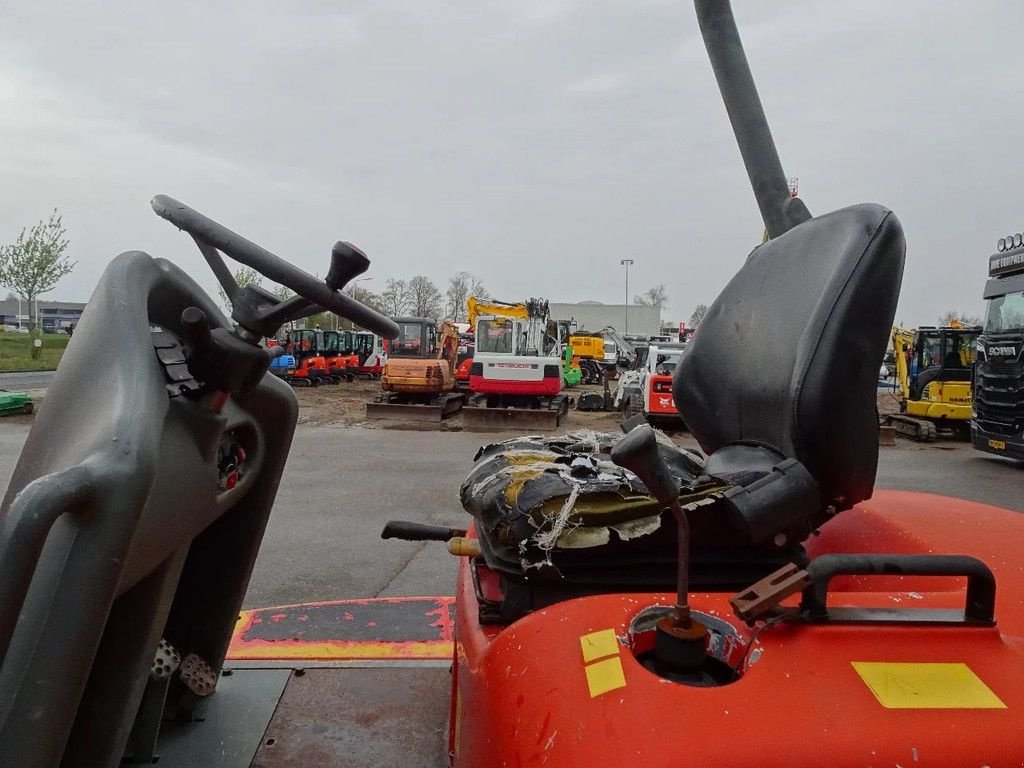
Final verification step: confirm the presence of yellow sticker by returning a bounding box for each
[852,662,1006,709]
[580,628,619,663]
[585,656,627,697]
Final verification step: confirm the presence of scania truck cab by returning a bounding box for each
[972,232,1024,460]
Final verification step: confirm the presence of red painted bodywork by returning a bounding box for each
[325,353,358,376]
[646,375,676,415]
[468,375,561,397]
[449,490,1024,766]
[456,358,472,384]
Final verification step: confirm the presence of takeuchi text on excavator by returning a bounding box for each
[884,323,980,441]
[367,317,464,421]
[462,296,570,431]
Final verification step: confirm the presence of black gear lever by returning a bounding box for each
[611,424,708,669]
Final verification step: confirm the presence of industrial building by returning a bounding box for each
[549,301,661,337]
[0,298,86,332]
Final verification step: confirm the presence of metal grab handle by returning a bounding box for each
[0,463,98,664]
[801,554,996,623]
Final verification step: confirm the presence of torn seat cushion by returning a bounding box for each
[460,430,730,580]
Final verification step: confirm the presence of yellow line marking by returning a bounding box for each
[585,656,627,698]
[580,628,619,663]
[852,662,1006,709]
[227,640,451,661]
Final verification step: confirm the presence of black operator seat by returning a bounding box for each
[674,203,906,544]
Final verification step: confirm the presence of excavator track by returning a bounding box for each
[883,414,938,442]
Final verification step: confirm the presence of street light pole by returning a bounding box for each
[620,259,634,334]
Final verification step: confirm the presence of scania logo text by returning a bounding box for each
[988,346,1017,357]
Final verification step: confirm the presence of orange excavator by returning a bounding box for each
[366,317,464,421]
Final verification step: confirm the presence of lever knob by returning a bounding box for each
[181,307,212,350]
[326,242,370,291]
[611,424,680,505]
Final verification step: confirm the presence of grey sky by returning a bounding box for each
[1,1,1021,325]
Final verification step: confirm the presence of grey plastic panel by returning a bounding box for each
[0,251,299,767]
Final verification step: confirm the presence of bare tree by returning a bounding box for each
[217,266,263,315]
[445,271,488,321]
[381,278,412,316]
[633,284,669,309]
[689,303,709,327]
[939,310,982,327]
[408,275,443,319]
[0,210,75,331]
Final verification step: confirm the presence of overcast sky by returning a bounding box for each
[1,0,1021,326]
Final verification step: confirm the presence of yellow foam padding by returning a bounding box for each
[585,656,627,698]
[580,628,619,663]
[852,662,1006,709]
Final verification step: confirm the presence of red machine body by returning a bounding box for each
[446,490,1024,767]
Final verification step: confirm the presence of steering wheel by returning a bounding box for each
[151,195,398,340]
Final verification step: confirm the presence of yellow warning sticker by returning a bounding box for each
[585,656,627,697]
[580,628,619,663]
[852,662,1006,709]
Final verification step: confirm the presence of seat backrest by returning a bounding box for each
[674,203,905,509]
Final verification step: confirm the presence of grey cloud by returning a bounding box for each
[0,0,1022,326]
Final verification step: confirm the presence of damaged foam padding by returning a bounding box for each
[460,429,730,573]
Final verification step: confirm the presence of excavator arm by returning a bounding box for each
[437,320,461,377]
[600,326,638,367]
[466,297,529,329]
[891,326,915,401]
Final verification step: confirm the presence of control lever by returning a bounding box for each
[180,307,272,401]
[611,425,708,669]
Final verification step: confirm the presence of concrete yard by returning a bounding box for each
[0,417,1019,609]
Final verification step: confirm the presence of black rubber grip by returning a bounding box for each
[610,424,680,505]
[380,521,466,542]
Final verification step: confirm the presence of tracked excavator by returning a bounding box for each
[367,318,464,421]
[883,324,980,441]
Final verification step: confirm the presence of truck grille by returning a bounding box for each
[974,347,1024,435]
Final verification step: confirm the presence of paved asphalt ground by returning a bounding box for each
[0,370,56,391]
[0,420,1019,608]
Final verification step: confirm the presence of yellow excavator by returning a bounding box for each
[883,323,980,441]
[366,318,464,422]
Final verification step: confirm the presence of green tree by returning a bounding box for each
[0,210,75,332]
